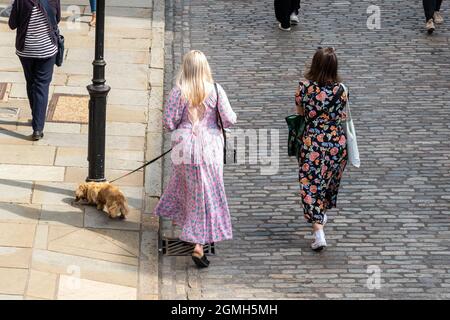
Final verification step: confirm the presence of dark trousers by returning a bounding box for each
[19,55,55,132]
[274,0,301,29]
[423,0,443,21]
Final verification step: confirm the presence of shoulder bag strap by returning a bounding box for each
[329,84,345,108]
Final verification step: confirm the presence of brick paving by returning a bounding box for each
[159,0,450,299]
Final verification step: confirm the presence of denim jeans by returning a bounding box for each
[90,0,96,13]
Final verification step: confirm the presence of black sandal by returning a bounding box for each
[192,252,210,268]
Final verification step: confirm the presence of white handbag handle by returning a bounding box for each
[340,83,352,121]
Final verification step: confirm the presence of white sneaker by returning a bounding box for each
[278,23,291,31]
[434,11,444,24]
[290,13,299,25]
[426,19,435,34]
[311,229,327,251]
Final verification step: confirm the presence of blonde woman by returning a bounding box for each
[154,50,237,268]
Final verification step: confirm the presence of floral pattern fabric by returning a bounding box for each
[154,84,237,244]
[295,80,348,225]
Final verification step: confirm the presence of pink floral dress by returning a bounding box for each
[154,84,237,244]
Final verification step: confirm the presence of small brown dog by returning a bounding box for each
[75,182,107,205]
[75,182,129,219]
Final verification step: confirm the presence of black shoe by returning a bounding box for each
[192,253,210,268]
[32,131,44,141]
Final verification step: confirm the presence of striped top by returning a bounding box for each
[16,6,57,59]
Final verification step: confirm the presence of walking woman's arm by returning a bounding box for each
[56,0,61,23]
[163,87,185,131]
[217,84,237,128]
[8,0,18,30]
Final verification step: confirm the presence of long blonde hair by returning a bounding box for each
[176,50,214,123]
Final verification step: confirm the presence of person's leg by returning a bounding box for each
[289,0,301,25]
[313,221,323,232]
[89,0,96,13]
[423,0,437,33]
[274,0,291,29]
[192,243,209,268]
[311,212,326,251]
[291,0,301,16]
[89,0,96,26]
[301,183,327,249]
[423,0,436,22]
[434,0,444,24]
[19,57,37,130]
[32,56,55,133]
[194,243,203,255]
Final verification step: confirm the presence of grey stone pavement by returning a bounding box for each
[159,0,450,299]
[0,0,164,300]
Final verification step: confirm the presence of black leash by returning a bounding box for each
[109,148,172,183]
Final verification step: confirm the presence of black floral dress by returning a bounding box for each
[295,80,348,225]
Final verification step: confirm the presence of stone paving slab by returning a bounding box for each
[57,275,137,300]
[0,0,162,300]
[0,247,32,269]
[47,228,139,266]
[0,294,23,300]
[0,203,41,223]
[32,249,138,287]
[32,132,145,151]
[55,146,145,171]
[65,48,149,65]
[34,225,49,250]
[40,204,84,228]
[84,206,141,231]
[26,270,58,300]
[0,268,28,295]
[105,105,148,123]
[31,182,76,206]
[25,123,82,134]
[0,164,65,182]
[0,223,36,248]
[67,73,148,91]
[0,145,56,165]
[0,180,33,202]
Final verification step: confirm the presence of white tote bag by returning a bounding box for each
[341,84,360,168]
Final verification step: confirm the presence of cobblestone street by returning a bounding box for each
[0,0,163,299]
[159,0,450,299]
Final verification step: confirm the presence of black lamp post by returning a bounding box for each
[86,0,110,182]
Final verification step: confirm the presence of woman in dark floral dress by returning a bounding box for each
[295,47,348,251]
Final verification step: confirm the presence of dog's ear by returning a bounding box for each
[107,202,120,218]
[75,183,87,201]
[120,202,129,217]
